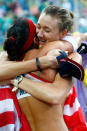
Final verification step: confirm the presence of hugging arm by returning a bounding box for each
[0,39,72,81]
[0,33,85,81]
[0,55,57,81]
[11,73,73,105]
[37,33,87,57]
[10,52,82,104]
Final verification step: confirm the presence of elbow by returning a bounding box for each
[46,94,63,105]
[51,97,63,105]
[37,92,63,105]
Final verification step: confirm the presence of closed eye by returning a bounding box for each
[36,24,41,29]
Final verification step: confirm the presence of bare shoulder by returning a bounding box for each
[39,40,73,56]
[23,49,39,60]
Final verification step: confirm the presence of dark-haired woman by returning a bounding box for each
[0,17,61,131]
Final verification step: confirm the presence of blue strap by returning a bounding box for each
[56,51,67,63]
[36,57,42,77]
[36,57,42,72]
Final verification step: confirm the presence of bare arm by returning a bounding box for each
[23,41,73,82]
[0,32,85,81]
[34,33,87,57]
[0,40,72,82]
[0,52,82,104]
[0,49,61,81]
[11,73,74,105]
[23,35,84,81]
[72,32,87,48]
[0,39,74,82]
[0,55,57,81]
[10,52,81,104]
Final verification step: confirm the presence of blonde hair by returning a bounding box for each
[42,5,74,32]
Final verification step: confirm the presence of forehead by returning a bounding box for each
[37,13,60,30]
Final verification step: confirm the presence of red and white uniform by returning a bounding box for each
[64,86,87,131]
[0,85,31,131]
[0,73,87,131]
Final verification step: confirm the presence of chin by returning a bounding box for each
[39,44,44,48]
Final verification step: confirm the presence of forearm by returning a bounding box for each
[0,56,53,81]
[16,74,73,105]
[72,33,87,48]
[17,77,56,104]
[38,41,73,57]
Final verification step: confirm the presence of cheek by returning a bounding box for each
[44,31,60,41]
[49,34,59,41]
[46,34,53,41]
[47,31,60,41]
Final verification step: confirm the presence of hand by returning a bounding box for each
[46,49,68,68]
[47,49,62,56]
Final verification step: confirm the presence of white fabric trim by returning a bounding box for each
[63,97,80,116]
[0,99,14,113]
[0,124,15,131]
[62,36,78,51]
[14,104,22,131]
[16,74,42,99]
[0,85,10,89]
[25,74,42,82]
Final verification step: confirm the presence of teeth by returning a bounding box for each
[39,40,45,42]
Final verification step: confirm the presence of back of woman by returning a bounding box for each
[3,17,68,131]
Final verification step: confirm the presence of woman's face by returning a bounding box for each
[36,13,62,46]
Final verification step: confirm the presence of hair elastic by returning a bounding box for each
[9,36,15,42]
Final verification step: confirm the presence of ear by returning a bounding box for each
[60,29,68,39]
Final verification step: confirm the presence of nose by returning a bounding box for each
[37,29,44,39]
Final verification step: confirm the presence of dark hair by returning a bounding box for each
[4,17,35,61]
[42,5,74,32]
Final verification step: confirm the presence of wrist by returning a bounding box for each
[39,56,51,69]
[39,55,58,69]
[12,75,23,92]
